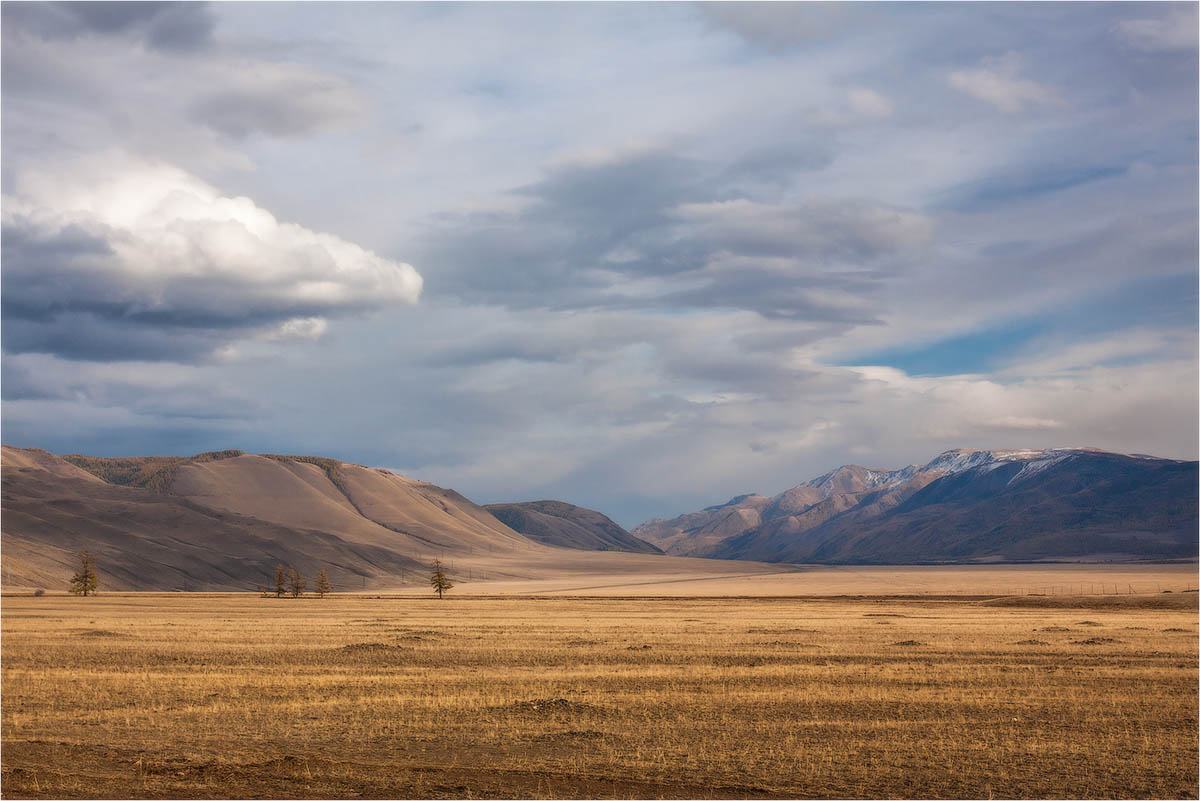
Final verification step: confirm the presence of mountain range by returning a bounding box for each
[0,446,685,592]
[2,445,1194,592]
[633,448,1198,563]
[483,501,663,554]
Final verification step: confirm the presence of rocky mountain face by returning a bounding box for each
[633,449,1198,563]
[483,500,663,554]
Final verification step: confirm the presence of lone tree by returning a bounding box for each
[287,566,306,598]
[273,564,287,597]
[429,559,453,599]
[315,568,331,598]
[69,551,98,596]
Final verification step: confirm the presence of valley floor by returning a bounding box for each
[400,561,1199,596]
[2,588,1197,798]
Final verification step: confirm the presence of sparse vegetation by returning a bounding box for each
[62,450,244,493]
[429,560,453,599]
[1,593,1195,798]
[68,551,97,596]
[63,455,183,493]
[263,454,352,497]
[189,450,245,463]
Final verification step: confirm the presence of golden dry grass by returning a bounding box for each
[453,563,1199,596]
[2,592,1197,799]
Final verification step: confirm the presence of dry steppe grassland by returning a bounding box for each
[2,591,1197,799]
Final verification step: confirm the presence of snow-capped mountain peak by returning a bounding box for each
[921,447,1100,484]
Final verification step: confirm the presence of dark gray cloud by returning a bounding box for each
[1,312,228,364]
[419,147,928,325]
[2,2,215,51]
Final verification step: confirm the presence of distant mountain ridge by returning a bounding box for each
[633,448,1198,563]
[483,500,663,554]
[4,446,780,593]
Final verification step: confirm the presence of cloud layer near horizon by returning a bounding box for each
[2,2,1196,526]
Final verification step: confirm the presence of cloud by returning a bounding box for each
[948,54,1062,113]
[1,154,422,361]
[811,88,895,126]
[1112,8,1199,53]
[1,2,216,52]
[419,147,929,329]
[0,2,1195,528]
[697,2,854,49]
[846,88,894,119]
[672,198,931,260]
[188,61,366,139]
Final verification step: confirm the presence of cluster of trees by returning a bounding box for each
[267,565,332,598]
[267,561,455,598]
[67,551,456,599]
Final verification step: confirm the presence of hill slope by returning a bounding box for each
[3,447,538,591]
[1,447,781,592]
[634,449,1199,564]
[483,501,663,554]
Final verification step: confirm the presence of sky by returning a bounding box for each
[2,1,1197,527]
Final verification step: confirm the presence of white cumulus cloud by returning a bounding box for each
[1,153,422,361]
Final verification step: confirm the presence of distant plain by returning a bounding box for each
[3,580,1196,799]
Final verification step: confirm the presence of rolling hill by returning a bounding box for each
[633,448,1199,564]
[0,446,782,592]
[483,500,663,554]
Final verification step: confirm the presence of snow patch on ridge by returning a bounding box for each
[921,448,1094,486]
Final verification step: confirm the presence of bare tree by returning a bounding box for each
[69,551,98,596]
[287,566,306,598]
[315,568,331,598]
[429,559,453,599]
[273,564,287,597]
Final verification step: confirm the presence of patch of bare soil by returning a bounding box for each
[336,642,407,654]
[710,655,768,667]
[0,741,777,799]
[981,595,1197,610]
